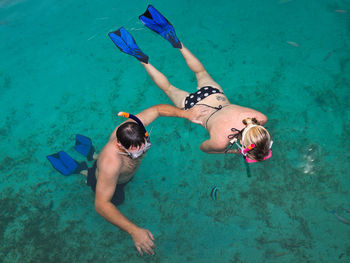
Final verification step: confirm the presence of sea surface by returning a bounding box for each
[0,0,349,262]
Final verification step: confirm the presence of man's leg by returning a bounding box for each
[81,167,125,206]
[141,62,189,108]
[80,153,98,177]
[179,45,223,92]
[110,183,126,206]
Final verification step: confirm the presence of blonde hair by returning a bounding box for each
[242,118,271,161]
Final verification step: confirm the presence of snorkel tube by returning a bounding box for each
[118,112,149,138]
[242,143,255,155]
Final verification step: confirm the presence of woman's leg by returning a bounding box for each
[141,62,189,108]
[179,45,223,92]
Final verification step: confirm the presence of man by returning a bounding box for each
[47,103,207,255]
[82,104,207,255]
[109,5,273,163]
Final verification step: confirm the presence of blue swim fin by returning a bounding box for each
[139,5,182,49]
[47,151,88,176]
[75,134,95,161]
[108,27,149,63]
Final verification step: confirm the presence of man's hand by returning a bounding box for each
[130,227,155,255]
[185,105,212,125]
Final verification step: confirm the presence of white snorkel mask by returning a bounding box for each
[120,140,152,159]
[117,112,152,159]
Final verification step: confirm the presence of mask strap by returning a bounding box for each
[241,124,257,144]
[225,128,244,153]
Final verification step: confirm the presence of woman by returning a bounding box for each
[109,5,272,162]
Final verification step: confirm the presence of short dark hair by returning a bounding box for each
[116,122,146,149]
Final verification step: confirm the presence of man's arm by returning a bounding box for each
[94,158,155,255]
[135,104,208,126]
[109,104,180,140]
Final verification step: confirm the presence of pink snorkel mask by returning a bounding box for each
[229,124,273,163]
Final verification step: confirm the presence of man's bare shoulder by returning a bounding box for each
[97,143,122,178]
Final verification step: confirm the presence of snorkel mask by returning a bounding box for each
[228,124,273,163]
[118,112,152,159]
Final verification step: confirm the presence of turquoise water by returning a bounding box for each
[0,0,349,262]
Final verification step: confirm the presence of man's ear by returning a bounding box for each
[116,140,123,148]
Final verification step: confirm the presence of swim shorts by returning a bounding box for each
[184,86,224,110]
[86,161,126,206]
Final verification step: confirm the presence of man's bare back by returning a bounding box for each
[95,129,143,185]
